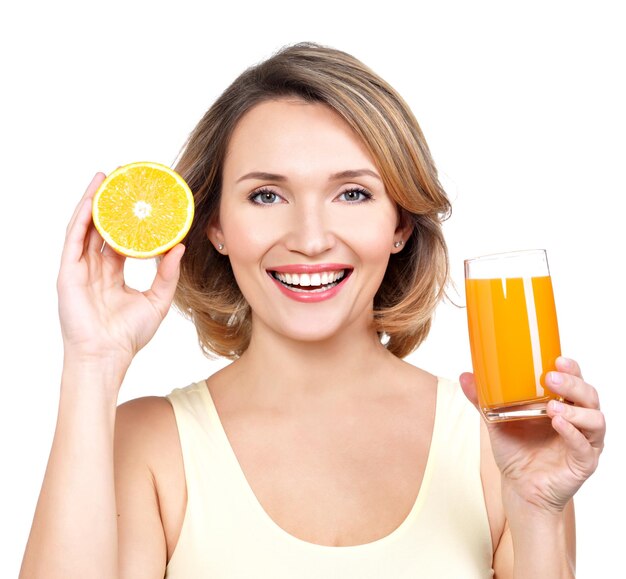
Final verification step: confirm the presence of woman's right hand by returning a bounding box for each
[57,173,185,377]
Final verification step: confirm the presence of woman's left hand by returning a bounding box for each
[460,356,605,515]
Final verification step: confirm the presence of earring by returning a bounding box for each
[218,243,224,251]
[394,240,404,248]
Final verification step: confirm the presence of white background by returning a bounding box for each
[1,1,623,576]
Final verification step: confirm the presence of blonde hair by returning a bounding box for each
[173,42,451,360]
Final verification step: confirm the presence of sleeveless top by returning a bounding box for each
[165,378,494,578]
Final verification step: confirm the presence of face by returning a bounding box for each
[210,98,411,344]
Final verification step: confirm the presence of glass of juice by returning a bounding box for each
[464,249,564,422]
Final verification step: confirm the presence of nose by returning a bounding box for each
[284,201,336,256]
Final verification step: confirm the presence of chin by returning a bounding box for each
[273,311,370,345]
[283,329,343,344]
[247,295,375,346]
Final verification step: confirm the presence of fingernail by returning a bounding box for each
[557,356,572,369]
[550,400,564,413]
[550,371,562,385]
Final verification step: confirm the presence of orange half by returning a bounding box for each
[92,162,194,258]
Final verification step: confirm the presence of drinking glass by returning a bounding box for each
[465,249,564,421]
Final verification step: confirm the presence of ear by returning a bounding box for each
[391,210,414,254]
[207,217,227,254]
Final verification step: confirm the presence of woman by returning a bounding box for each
[21,42,604,578]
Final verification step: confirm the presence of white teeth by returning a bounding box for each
[272,269,347,289]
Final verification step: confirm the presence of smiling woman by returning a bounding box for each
[174,45,451,359]
[20,42,604,579]
[205,98,412,343]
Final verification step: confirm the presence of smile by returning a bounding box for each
[271,270,346,292]
[266,265,353,302]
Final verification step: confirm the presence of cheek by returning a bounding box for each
[227,228,272,259]
[339,209,397,259]
[220,207,277,258]
[220,213,280,296]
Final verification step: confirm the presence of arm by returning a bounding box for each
[465,357,605,579]
[19,362,122,579]
[480,418,576,577]
[114,396,186,577]
[20,173,184,578]
[491,502,575,579]
[494,499,576,578]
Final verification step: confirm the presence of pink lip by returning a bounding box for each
[267,267,352,303]
[267,263,352,274]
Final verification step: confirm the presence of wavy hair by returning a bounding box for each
[173,42,451,359]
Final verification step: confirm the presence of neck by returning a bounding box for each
[233,316,397,403]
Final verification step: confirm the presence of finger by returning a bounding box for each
[62,174,106,265]
[550,414,600,475]
[62,197,97,265]
[100,242,127,279]
[100,240,123,259]
[459,372,479,406]
[66,173,105,236]
[85,218,106,255]
[144,244,185,317]
[546,371,600,410]
[556,356,583,380]
[547,400,606,449]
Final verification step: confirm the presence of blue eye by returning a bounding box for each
[338,188,373,203]
[249,188,282,205]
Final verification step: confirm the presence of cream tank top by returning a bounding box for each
[165,378,494,578]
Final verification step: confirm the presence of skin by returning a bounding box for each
[20,99,605,578]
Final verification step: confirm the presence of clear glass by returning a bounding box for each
[464,249,563,422]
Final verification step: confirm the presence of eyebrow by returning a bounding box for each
[235,169,382,183]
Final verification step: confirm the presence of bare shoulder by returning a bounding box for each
[115,396,186,573]
[387,355,438,392]
[116,395,179,454]
[115,395,184,489]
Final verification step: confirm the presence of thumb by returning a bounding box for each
[459,371,480,408]
[145,244,185,316]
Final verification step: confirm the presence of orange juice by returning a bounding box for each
[466,275,561,410]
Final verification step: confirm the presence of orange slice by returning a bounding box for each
[92,162,194,258]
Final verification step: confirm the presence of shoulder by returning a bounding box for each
[116,396,178,455]
[115,395,187,565]
[388,356,439,393]
[115,381,207,448]
[114,395,184,505]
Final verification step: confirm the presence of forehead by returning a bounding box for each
[223,99,377,179]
